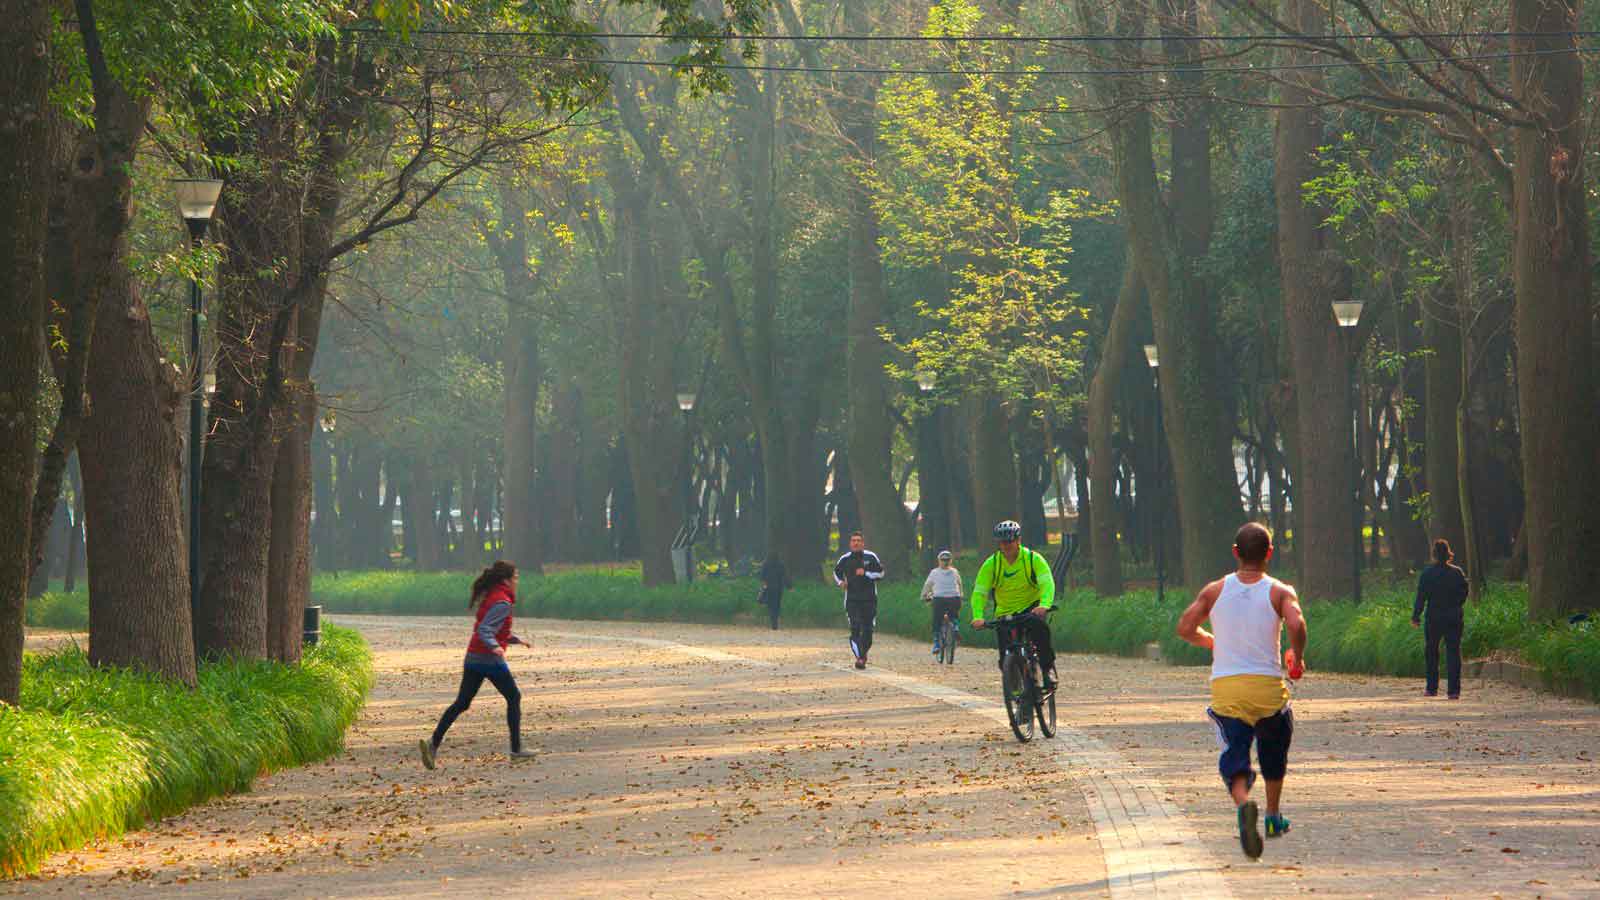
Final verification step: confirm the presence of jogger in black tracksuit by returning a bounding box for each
[834,532,884,669]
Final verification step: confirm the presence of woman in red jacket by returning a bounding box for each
[419,561,536,769]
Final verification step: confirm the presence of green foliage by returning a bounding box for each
[871,0,1097,423]
[315,571,1600,703]
[0,627,373,877]
[22,590,89,632]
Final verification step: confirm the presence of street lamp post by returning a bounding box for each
[1144,343,1165,605]
[1332,299,1365,603]
[174,178,223,618]
[677,391,698,521]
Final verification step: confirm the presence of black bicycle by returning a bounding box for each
[937,608,959,665]
[983,607,1056,742]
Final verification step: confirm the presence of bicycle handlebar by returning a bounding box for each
[977,605,1052,628]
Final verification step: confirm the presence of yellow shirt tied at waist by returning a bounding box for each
[1210,674,1288,725]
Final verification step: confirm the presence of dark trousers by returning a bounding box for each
[847,598,877,658]
[431,660,523,752]
[765,589,783,630]
[1425,617,1463,697]
[930,598,962,642]
[994,615,1056,677]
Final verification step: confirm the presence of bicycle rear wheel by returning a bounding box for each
[940,617,958,665]
[1002,653,1034,743]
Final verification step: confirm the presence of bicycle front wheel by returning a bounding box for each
[1036,669,1057,738]
[940,617,958,665]
[1002,653,1034,743]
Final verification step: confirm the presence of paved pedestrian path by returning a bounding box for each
[9,616,1600,898]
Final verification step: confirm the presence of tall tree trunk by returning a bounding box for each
[77,255,196,680]
[612,179,682,585]
[1274,0,1358,600]
[838,9,912,580]
[545,380,583,562]
[196,109,305,660]
[1090,0,1240,585]
[409,460,442,571]
[916,408,953,568]
[266,392,312,662]
[970,396,1019,543]
[1087,256,1141,596]
[1509,0,1598,619]
[1422,290,1465,555]
[489,186,545,575]
[0,0,54,703]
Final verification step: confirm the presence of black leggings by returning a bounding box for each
[430,661,523,752]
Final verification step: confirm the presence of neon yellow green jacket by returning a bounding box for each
[971,546,1055,622]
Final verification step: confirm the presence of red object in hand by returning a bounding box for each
[1284,649,1304,681]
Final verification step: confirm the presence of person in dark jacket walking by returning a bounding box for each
[759,553,788,630]
[419,561,537,769]
[1412,539,1469,699]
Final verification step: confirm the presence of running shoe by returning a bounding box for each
[1264,814,1290,838]
[931,643,942,656]
[854,656,866,670]
[418,738,437,771]
[509,748,540,761]
[1237,801,1263,859]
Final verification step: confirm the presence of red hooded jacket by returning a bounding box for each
[466,582,516,656]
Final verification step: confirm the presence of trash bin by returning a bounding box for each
[303,604,322,646]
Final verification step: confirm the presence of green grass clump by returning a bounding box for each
[0,626,373,877]
[22,590,88,631]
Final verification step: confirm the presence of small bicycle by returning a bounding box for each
[982,606,1056,743]
[937,607,960,665]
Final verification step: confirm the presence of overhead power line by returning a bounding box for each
[343,26,1600,44]
[348,36,1600,79]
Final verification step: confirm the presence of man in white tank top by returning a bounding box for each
[1176,522,1308,861]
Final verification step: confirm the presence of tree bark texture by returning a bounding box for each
[1087,256,1142,596]
[1274,0,1357,600]
[970,395,1019,543]
[266,392,312,663]
[1509,0,1599,619]
[196,110,303,660]
[74,94,197,685]
[488,185,544,575]
[0,0,54,704]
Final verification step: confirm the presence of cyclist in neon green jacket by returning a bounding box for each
[971,520,1057,691]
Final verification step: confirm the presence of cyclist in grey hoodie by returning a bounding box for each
[922,550,964,656]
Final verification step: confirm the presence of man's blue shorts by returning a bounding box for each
[1207,705,1294,790]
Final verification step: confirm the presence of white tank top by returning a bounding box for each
[1209,573,1283,680]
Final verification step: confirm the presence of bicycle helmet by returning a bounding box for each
[937,549,952,561]
[993,520,1023,541]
